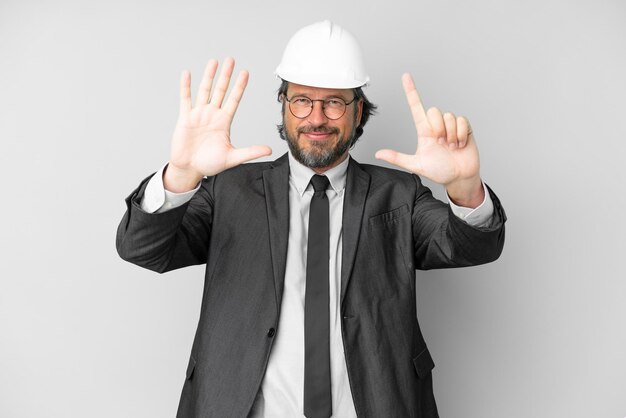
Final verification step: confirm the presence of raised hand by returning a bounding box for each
[165,58,272,192]
[375,73,484,207]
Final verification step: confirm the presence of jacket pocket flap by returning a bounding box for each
[412,348,435,379]
[186,356,196,380]
[369,204,409,228]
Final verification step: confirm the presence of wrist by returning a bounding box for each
[163,163,203,193]
[446,176,484,208]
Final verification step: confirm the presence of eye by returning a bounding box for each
[325,98,344,108]
[292,97,311,106]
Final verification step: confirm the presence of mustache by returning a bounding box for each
[297,125,339,135]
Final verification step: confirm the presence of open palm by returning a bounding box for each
[167,58,271,191]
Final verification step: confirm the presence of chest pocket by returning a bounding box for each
[368,204,410,229]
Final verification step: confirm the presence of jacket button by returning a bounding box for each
[267,328,276,338]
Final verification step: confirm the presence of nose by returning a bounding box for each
[307,100,329,125]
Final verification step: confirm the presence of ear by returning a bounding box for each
[356,99,364,126]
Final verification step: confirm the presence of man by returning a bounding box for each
[117,21,505,418]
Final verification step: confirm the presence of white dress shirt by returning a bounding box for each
[140,154,494,417]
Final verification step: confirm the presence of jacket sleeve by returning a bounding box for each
[411,175,507,270]
[116,173,215,273]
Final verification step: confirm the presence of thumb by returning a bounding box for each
[226,145,273,168]
[375,149,422,175]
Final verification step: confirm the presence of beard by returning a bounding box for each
[285,123,357,169]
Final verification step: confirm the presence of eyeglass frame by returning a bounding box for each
[282,94,359,120]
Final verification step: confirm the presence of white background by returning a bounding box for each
[1,0,625,416]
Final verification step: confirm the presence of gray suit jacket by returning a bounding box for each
[116,154,506,418]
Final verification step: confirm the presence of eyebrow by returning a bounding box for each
[289,92,351,101]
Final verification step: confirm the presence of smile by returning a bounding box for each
[304,132,332,140]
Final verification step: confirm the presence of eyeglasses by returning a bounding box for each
[283,95,357,120]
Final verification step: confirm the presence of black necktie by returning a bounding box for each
[304,174,332,418]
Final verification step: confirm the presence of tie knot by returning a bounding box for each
[310,175,330,193]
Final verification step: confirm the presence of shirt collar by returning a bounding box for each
[288,152,349,196]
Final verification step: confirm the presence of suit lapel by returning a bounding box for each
[263,154,290,312]
[340,158,370,305]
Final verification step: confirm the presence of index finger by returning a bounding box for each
[402,73,427,125]
[223,69,249,117]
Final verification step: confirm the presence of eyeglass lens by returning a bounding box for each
[288,97,348,120]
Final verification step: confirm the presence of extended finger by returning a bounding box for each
[375,149,423,176]
[226,145,273,167]
[223,70,249,117]
[443,112,458,149]
[210,57,235,107]
[426,107,445,142]
[456,116,472,147]
[402,73,427,126]
[179,70,192,113]
[195,59,218,107]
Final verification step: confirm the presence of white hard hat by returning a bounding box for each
[275,20,369,89]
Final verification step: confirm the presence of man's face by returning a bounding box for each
[282,83,363,171]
